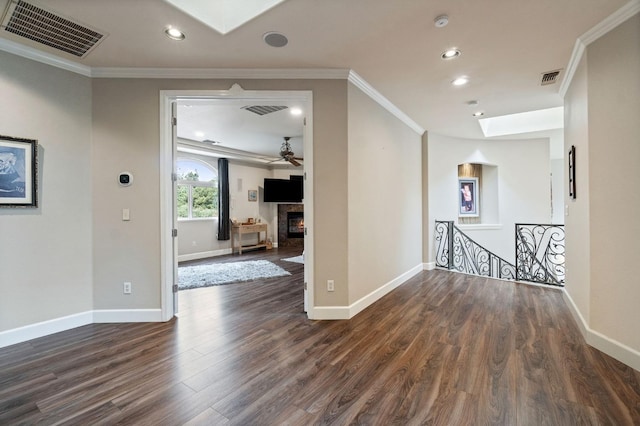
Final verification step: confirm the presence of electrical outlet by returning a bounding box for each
[123,282,132,294]
[327,279,335,292]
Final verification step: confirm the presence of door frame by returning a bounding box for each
[159,88,314,321]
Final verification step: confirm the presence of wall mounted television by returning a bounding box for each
[263,177,303,202]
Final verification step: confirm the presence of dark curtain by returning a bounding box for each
[217,158,230,240]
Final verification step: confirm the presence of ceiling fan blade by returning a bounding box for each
[292,157,304,161]
[288,158,301,167]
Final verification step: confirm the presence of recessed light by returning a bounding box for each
[467,100,479,106]
[441,49,461,60]
[434,15,449,28]
[195,131,205,138]
[452,76,469,86]
[473,111,484,117]
[263,32,288,47]
[290,107,302,116]
[165,26,185,41]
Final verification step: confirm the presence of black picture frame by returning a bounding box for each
[568,145,576,199]
[0,135,38,208]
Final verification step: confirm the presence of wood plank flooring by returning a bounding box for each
[1,247,639,425]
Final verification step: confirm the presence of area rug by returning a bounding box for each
[178,260,291,290]
[282,255,304,264]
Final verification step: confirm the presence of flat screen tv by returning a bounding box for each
[263,177,303,202]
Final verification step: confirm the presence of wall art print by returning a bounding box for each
[0,135,38,208]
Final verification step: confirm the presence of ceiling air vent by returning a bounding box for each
[541,69,562,86]
[241,105,288,116]
[1,0,105,58]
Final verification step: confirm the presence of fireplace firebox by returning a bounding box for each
[287,212,304,238]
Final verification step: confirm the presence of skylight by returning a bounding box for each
[478,106,564,137]
[165,0,288,35]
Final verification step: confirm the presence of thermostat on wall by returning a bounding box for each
[118,172,133,187]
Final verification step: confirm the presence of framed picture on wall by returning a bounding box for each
[248,189,257,202]
[458,177,478,216]
[0,135,38,208]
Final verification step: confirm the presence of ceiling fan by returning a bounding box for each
[276,136,303,167]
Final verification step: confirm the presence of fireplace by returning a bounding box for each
[277,204,304,248]
[287,212,304,238]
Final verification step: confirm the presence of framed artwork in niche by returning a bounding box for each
[458,177,479,217]
[0,135,38,208]
[248,189,257,202]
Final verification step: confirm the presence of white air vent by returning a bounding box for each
[541,69,562,86]
[241,105,288,116]
[1,0,105,58]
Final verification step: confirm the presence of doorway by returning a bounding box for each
[159,88,314,321]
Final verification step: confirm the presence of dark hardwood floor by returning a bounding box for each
[1,247,639,425]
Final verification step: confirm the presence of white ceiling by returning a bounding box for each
[0,0,630,150]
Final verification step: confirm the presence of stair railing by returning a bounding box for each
[434,221,516,281]
[515,223,565,286]
[434,220,565,287]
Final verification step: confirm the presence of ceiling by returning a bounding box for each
[0,0,630,152]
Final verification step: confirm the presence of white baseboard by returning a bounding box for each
[93,309,164,323]
[423,262,436,270]
[178,248,232,262]
[0,309,165,349]
[0,311,93,349]
[563,289,640,372]
[312,263,424,320]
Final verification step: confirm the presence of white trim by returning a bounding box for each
[91,67,350,80]
[580,0,640,46]
[0,37,425,139]
[423,262,436,270]
[0,311,93,349]
[93,309,163,323]
[0,38,92,76]
[559,0,640,98]
[178,248,232,262]
[0,309,167,349]
[311,264,423,320]
[457,223,503,231]
[347,70,425,136]
[563,289,640,372]
[160,89,314,322]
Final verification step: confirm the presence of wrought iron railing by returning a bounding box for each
[515,224,565,286]
[434,220,565,287]
[434,221,516,281]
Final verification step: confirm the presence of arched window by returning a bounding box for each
[176,158,218,220]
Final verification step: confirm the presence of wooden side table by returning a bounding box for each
[231,223,268,254]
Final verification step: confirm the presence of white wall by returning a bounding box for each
[0,51,93,332]
[563,12,640,371]
[347,83,423,304]
[550,159,565,224]
[428,134,551,262]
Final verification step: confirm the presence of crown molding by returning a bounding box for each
[0,34,424,135]
[90,67,350,79]
[0,38,92,77]
[347,70,425,135]
[559,0,639,98]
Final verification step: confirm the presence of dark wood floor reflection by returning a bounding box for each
[1,247,639,425]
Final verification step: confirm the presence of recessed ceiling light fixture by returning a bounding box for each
[434,15,449,28]
[195,131,205,138]
[473,111,484,117]
[451,76,469,86]
[467,100,479,106]
[263,31,288,47]
[290,107,302,116]
[441,48,461,60]
[165,26,185,41]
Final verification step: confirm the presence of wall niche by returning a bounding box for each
[458,163,499,225]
